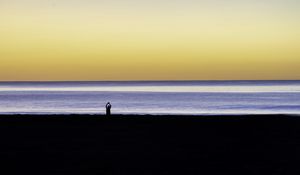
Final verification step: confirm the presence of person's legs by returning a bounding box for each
[106,109,111,115]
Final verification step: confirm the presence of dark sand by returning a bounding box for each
[0,114,299,174]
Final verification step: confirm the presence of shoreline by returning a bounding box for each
[0,113,299,116]
[0,114,299,122]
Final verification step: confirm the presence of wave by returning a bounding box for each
[0,85,300,93]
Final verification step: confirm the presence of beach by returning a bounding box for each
[0,114,299,174]
[2,0,300,174]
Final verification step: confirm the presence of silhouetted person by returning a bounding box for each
[106,102,112,115]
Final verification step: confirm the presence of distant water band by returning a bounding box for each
[0,81,299,115]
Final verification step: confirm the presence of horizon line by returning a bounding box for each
[0,79,299,83]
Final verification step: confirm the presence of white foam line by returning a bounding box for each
[0,86,300,93]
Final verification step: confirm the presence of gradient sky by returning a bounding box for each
[0,0,299,81]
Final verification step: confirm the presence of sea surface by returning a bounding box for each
[0,81,300,115]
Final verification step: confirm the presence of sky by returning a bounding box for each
[0,0,299,81]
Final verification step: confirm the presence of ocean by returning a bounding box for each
[0,81,299,115]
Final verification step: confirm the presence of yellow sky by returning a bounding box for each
[0,0,299,81]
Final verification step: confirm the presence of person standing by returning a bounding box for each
[106,102,112,115]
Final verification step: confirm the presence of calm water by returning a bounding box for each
[0,81,300,115]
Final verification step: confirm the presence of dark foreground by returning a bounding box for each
[0,114,300,175]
